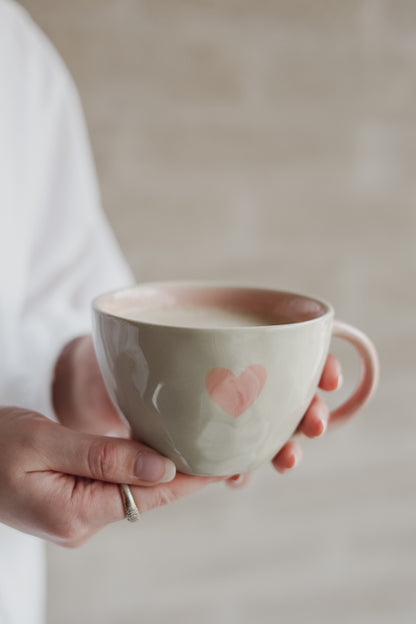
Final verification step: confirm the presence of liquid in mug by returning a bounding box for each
[122,304,291,328]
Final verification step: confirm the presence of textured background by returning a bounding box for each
[19,1,415,623]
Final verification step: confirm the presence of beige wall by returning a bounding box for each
[19,1,415,623]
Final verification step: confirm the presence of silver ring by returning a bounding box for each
[119,484,141,522]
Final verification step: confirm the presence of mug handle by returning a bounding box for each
[328,320,380,426]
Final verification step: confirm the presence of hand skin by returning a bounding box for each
[272,352,342,474]
[228,353,342,487]
[0,406,222,547]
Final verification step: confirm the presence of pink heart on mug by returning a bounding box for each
[205,365,267,418]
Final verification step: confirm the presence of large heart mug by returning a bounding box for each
[92,282,379,476]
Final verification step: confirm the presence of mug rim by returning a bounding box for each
[92,281,334,331]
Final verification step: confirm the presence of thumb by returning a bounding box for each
[39,419,176,485]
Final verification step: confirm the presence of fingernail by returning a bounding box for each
[336,374,343,390]
[288,447,302,470]
[316,416,328,438]
[227,474,250,488]
[134,452,176,483]
[105,430,128,438]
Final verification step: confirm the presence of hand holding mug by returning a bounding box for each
[93,282,379,477]
[53,335,344,479]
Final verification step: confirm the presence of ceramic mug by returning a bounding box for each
[92,282,379,476]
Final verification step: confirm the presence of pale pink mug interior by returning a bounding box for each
[95,284,330,326]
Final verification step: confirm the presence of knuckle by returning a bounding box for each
[87,438,119,481]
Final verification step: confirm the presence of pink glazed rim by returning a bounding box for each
[92,282,334,330]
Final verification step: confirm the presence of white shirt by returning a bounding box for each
[0,2,133,622]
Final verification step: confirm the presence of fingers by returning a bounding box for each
[74,473,221,528]
[49,472,225,542]
[16,415,228,544]
[52,479,126,545]
[297,394,330,438]
[75,471,239,533]
[272,441,302,474]
[131,473,225,514]
[296,354,341,438]
[55,473,224,547]
[225,473,252,489]
[271,356,342,475]
[80,474,225,536]
[272,395,330,474]
[34,419,176,487]
[319,354,342,391]
[53,335,128,436]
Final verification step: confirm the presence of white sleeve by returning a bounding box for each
[10,32,134,419]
